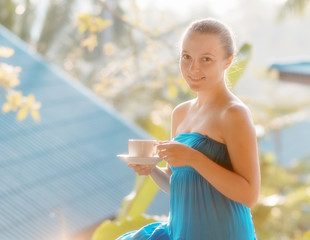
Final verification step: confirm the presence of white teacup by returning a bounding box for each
[128,139,157,157]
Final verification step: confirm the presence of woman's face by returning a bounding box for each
[180,32,232,92]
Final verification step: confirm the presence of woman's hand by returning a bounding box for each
[128,163,157,176]
[157,141,198,167]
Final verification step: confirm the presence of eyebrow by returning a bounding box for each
[182,50,215,57]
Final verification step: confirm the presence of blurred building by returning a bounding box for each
[259,120,310,167]
[270,61,310,85]
[259,61,310,166]
[0,25,169,240]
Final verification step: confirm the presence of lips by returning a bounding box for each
[189,76,205,81]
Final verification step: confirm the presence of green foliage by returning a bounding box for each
[0,0,16,30]
[37,0,77,54]
[92,214,161,240]
[18,0,35,42]
[252,153,310,239]
[116,175,159,221]
[226,43,252,88]
[278,0,310,20]
[0,47,41,122]
[93,160,166,240]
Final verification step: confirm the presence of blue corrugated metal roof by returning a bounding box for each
[270,62,310,75]
[0,25,169,240]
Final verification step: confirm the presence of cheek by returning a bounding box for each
[180,60,189,74]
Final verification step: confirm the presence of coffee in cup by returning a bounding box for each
[128,139,157,157]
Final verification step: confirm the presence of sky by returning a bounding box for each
[136,0,237,15]
[136,0,287,16]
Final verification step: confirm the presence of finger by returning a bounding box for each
[157,148,167,154]
[133,165,154,172]
[157,142,171,151]
[163,158,170,165]
[137,168,151,176]
[128,163,141,168]
[157,150,167,159]
[158,140,170,144]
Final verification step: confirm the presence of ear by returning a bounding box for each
[225,55,234,69]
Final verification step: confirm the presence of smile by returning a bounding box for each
[189,76,205,81]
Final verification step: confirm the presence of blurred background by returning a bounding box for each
[1,0,310,239]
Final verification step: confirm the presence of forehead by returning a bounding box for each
[181,32,224,55]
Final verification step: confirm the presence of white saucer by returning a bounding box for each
[117,154,162,164]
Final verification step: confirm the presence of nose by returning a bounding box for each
[189,59,200,73]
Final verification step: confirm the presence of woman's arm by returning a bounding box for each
[194,105,260,207]
[128,163,171,194]
[129,103,186,193]
[149,102,190,193]
[149,166,172,194]
[158,104,261,207]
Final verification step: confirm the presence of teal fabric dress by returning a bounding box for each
[117,132,256,240]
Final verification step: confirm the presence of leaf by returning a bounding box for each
[0,47,15,58]
[103,42,116,56]
[277,0,310,20]
[77,24,87,34]
[116,175,159,221]
[76,13,91,33]
[94,18,113,32]
[77,13,91,21]
[302,230,310,239]
[81,34,98,51]
[2,102,11,113]
[27,94,35,105]
[17,107,28,121]
[226,43,252,88]
[168,84,177,99]
[31,110,41,122]
[92,214,159,240]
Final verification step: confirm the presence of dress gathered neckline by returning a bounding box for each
[175,131,226,146]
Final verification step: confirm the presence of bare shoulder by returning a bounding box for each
[222,101,252,123]
[172,99,193,118]
[220,99,256,138]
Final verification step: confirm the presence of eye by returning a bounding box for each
[202,57,211,62]
[182,54,191,60]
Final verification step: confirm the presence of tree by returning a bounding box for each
[278,0,310,19]
[252,153,310,240]
[0,46,41,121]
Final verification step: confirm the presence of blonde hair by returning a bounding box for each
[182,18,236,57]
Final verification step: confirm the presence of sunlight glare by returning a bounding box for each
[15,4,26,15]
[136,0,238,16]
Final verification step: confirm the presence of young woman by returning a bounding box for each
[118,18,260,240]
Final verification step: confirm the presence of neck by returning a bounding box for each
[195,81,229,106]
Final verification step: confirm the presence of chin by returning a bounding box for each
[186,81,204,91]
[188,85,201,92]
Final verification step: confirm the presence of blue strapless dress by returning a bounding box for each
[117,132,256,240]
